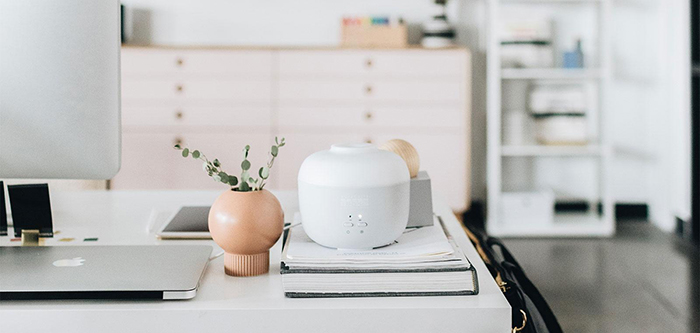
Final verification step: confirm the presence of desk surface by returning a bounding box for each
[0,190,510,333]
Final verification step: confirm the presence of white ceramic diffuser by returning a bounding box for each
[298,143,410,249]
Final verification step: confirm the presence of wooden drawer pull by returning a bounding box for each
[365,138,373,144]
[173,137,183,146]
[176,58,184,67]
[365,112,373,120]
[175,111,183,120]
[365,58,373,68]
[365,85,373,94]
[175,84,184,93]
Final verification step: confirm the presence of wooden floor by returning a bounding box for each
[501,222,700,333]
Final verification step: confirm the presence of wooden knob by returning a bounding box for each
[365,85,372,94]
[365,58,373,68]
[175,84,183,93]
[379,139,420,178]
[176,58,184,66]
[365,112,373,120]
[175,111,183,119]
[365,138,373,144]
[174,137,183,146]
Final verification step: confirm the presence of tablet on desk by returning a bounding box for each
[157,206,211,239]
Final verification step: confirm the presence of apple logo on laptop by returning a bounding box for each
[52,257,85,267]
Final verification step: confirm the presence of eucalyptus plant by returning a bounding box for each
[174,137,285,192]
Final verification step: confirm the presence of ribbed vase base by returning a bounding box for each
[223,251,270,276]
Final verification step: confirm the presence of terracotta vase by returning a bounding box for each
[208,189,284,277]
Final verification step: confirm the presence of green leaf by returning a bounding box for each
[271,145,279,157]
[243,145,250,159]
[249,177,255,184]
[275,137,279,145]
[241,159,251,171]
[259,166,270,179]
[228,176,238,186]
[182,148,189,157]
[238,181,250,192]
[218,172,229,184]
[192,150,201,159]
[174,144,181,149]
[213,159,220,167]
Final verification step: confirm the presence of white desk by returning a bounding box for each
[0,190,511,333]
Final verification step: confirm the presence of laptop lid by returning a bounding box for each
[0,245,212,300]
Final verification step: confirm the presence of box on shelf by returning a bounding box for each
[500,191,554,226]
[529,84,588,145]
[500,19,554,68]
[533,115,587,145]
[341,16,407,48]
[529,85,587,113]
[501,43,554,68]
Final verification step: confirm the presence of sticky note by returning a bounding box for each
[10,238,21,242]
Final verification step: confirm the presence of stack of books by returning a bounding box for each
[280,217,478,298]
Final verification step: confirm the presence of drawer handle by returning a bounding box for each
[175,84,184,93]
[365,58,373,68]
[365,112,373,120]
[365,138,373,144]
[365,85,373,94]
[173,137,183,146]
[175,111,183,120]
[176,58,184,67]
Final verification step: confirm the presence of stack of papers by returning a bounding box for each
[280,217,479,298]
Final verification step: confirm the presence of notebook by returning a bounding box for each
[280,216,478,298]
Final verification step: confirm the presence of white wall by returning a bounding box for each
[121,0,690,228]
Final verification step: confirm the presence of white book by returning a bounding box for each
[280,216,479,298]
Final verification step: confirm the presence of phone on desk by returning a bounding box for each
[156,206,212,239]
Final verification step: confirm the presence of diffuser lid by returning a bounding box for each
[298,143,410,188]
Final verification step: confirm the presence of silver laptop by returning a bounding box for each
[0,245,212,300]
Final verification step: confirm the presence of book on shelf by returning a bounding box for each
[280,216,478,298]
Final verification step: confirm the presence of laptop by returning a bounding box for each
[0,245,212,300]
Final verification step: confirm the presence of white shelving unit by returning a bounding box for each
[486,0,614,237]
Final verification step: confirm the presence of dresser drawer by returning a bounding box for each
[278,106,465,130]
[278,80,464,104]
[278,50,369,77]
[112,132,273,190]
[278,80,366,103]
[367,50,469,78]
[375,133,469,211]
[111,132,181,190]
[122,106,271,129]
[367,80,465,103]
[121,48,273,77]
[121,79,272,102]
[278,107,366,128]
[277,50,469,79]
[366,106,465,129]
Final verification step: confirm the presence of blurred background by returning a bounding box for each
[7,0,698,331]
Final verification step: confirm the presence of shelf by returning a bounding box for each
[487,212,614,237]
[501,145,603,157]
[501,68,603,80]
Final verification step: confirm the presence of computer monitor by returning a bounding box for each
[0,0,121,179]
